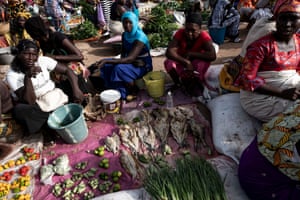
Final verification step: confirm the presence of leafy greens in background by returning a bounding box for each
[144,5,179,49]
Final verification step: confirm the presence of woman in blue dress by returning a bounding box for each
[92,11,152,101]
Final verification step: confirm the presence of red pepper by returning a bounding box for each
[19,166,30,176]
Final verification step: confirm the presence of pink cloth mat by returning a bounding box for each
[34,88,218,199]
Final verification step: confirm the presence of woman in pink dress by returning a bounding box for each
[164,12,216,97]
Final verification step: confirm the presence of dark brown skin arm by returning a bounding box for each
[96,40,144,67]
[15,74,37,105]
[46,38,84,62]
[255,84,300,100]
[54,62,85,103]
[166,38,216,67]
[117,4,127,18]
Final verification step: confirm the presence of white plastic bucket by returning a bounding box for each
[100,89,121,113]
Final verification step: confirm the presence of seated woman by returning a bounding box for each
[24,16,96,98]
[237,0,257,22]
[6,39,84,135]
[109,0,132,36]
[4,11,32,47]
[238,103,300,200]
[235,0,300,122]
[44,0,63,31]
[164,12,216,97]
[208,0,241,43]
[92,11,152,101]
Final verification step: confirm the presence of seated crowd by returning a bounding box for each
[0,0,300,199]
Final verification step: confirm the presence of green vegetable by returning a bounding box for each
[94,146,105,156]
[70,20,98,40]
[75,161,88,170]
[111,170,122,178]
[144,5,179,48]
[153,98,166,105]
[99,158,110,169]
[132,117,140,123]
[73,181,86,194]
[137,153,150,164]
[88,178,99,190]
[112,183,121,192]
[83,191,95,200]
[143,156,227,200]
[63,179,75,189]
[52,183,63,197]
[99,172,109,180]
[143,101,152,108]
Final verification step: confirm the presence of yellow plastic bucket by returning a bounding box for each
[143,71,165,98]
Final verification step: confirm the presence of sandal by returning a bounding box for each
[126,95,137,102]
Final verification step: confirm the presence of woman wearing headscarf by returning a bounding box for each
[235,0,300,122]
[238,1,300,199]
[6,39,84,134]
[92,11,152,101]
[4,6,31,47]
[164,12,216,97]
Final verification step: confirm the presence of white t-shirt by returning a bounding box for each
[6,56,58,98]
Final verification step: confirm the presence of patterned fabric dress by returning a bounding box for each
[238,102,300,200]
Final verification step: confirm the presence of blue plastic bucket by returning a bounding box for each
[209,27,226,45]
[47,103,88,144]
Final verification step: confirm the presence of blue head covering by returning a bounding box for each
[121,11,150,50]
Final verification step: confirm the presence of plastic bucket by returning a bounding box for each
[209,27,226,45]
[47,103,88,144]
[143,71,165,98]
[100,89,121,113]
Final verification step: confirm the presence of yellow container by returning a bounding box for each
[143,71,165,98]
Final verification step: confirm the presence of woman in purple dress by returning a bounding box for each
[238,0,300,199]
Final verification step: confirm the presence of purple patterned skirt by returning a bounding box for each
[238,137,300,200]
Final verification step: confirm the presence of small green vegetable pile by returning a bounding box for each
[144,5,179,49]
[143,156,227,200]
[51,148,123,199]
[70,20,98,40]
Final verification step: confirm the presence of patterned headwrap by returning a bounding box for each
[273,0,300,16]
[6,2,28,19]
[121,11,150,50]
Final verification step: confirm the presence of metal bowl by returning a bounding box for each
[0,47,14,65]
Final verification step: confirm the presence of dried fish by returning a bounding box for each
[119,149,138,179]
[143,124,157,151]
[152,118,169,144]
[188,119,207,151]
[170,117,188,147]
[169,106,193,120]
[119,124,139,154]
[104,132,121,154]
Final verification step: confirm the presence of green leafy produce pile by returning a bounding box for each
[144,5,179,49]
[70,20,98,40]
[143,156,227,200]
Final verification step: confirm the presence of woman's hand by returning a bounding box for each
[81,66,90,79]
[281,88,300,100]
[95,60,107,69]
[25,66,42,78]
[184,60,194,71]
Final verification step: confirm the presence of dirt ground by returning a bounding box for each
[76,22,249,71]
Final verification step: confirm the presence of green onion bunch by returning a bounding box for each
[143,157,227,200]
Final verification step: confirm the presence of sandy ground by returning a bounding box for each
[76,22,249,71]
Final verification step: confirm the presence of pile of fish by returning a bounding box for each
[104,106,209,180]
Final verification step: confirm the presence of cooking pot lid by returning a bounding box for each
[100,89,121,103]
